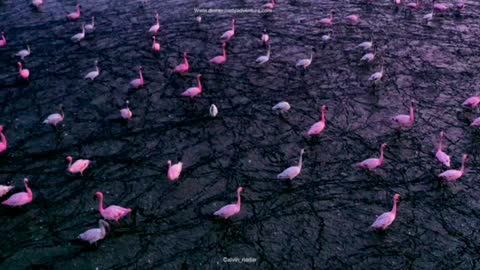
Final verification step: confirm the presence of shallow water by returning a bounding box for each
[1,0,480,269]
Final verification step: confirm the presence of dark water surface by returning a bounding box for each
[1,0,480,269]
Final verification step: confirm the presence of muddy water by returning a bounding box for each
[0,0,480,269]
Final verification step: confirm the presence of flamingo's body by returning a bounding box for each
[66,156,90,175]
[436,131,450,167]
[213,187,244,219]
[148,13,160,33]
[392,101,415,127]
[0,185,14,197]
[356,143,388,171]
[319,11,335,26]
[220,19,236,41]
[262,0,275,9]
[406,0,420,9]
[346,14,360,25]
[120,100,132,120]
[368,67,384,82]
[296,52,313,69]
[130,66,144,88]
[2,178,32,207]
[357,41,373,51]
[79,220,109,244]
[16,45,31,59]
[0,32,6,47]
[181,74,202,98]
[471,117,480,127]
[371,194,401,230]
[462,96,480,108]
[174,52,189,74]
[307,105,327,136]
[438,154,468,181]
[67,4,81,20]
[43,106,64,126]
[277,149,305,180]
[433,2,449,12]
[152,36,160,52]
[84,60,99,80]
[71,23,86,43]
[96,192,132,222]
[272,101,291,113]
[361,52,375,62]
[167,160,183,181]
[0,126,6,153]
[18,62,30,80]
[256,45,271,65]
[209,43,227,65]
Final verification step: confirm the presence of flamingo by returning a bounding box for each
[32,0,43,7]
[321,31,333,42]
[95,192,132,222]
[371,194,401,230]
[0,185,14,197]
[438,154,468,181]
[455,1,465,10]
[277,149,305,180]
[256,45,271,65]
[196,16,202,23]
[462,96,480,108]
[0,126,6,153]
[148,13,160,33]
[174,52,189,74]
[71,23,86,43]
[470,117,480,127]
[43,105,65,126]
[356,143,388,171]
[16,45,31,59]
[406,0,420,10]
[436,131,450,167]
[272,101,291,113]
[296,51,313,69]
[84,60,99,80]
[167,160,183,181]
[181,74,203,98]
[130,66,144,88]
[307,105,327,136]
[209,43,227,65]
[0,32,6,47]
[361,52,375,62]
[210,104,218,117]
[2,178,33,207]
[220,18,236,41]
[368,66,384,82]
[213,187,244,219]
[79,220,109,244]
[346,14,360,25]
[423,9,434,22]
[18,62,30,80]
[392,100,415,127]
[120,100,132,120]
[262,0,275,9]
[319,11,335,26]
[66,156,90,175]
[433,0,449,12]
[357,40,373,51]
[85,16,95,32]
[261,29,269,45]
[67,4,81,20]
[152,36,160,52]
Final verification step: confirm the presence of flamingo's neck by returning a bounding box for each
[438,134,443,151]
[379,147,385,163]
[391,199,398,215]
[25,182,32,198]
[168,160,172,169]
[232,21,235,32]
[139,69,143,82]
[223,47,226,58]
[100,221,106,235]
[98,195,104,213]
[1,34,5,41]
[18,64,23,72]
[460,158,466,173]
[267,47,271,57]
[60,107,65,119]
[68,158,73,168]
[77,5,80,13]
[197,76,202,90]
[272,0,275,5]
[309,52,313,61]
[298,152,303,169]
[92,17,95,24]
[236,190,242,207]
[409,104,414,122]
[321,108,326,123]
[184,55,189,67]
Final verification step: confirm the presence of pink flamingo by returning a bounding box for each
[2,178,33,207]
[43,105,64,126]
[209,43,227,65]
[345,14,360,25]
[371,194,400,230]
[391,100,414,127]
[438,154,468,181]
[436,131,450,167]
[220,18,236,41]
[0,185,14,197]
[307,105,327,136]
[433,0,449,12]
[406,0,420,10]
[0,126,7,153]
[66,156,90,175]
[130,66,144,88]
[261,29,269,45]
[319,11,335,26]
[356,143,388,171]
[262,0,275,9]
[95,192,132,222]
[167,160,183,181]
[455,1,465,10]
[213,187,244,219]
[181,74,203,98]
[148,13,160,33]
[120,100,132,120]
[152,36,160,52]
[174,52,189,74]
[277,149,304,180]
[67,4,81,20]
[79,219,109,244]
[18,62,30,80]
[462,96,480,108]
[0,32,6,47]
[393,0,402,6]
[471,117,480,127]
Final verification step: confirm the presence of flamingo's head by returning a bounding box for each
[125,100,129,106]
[66,156,73,162]
[237,187,244,193]
[440,131,444,137]
[95,192,103,199]
[394,194,401,202]
[17,62,22,68]
[100,220,110,231]
[167,160,172,167]
[463,154,469,161]
[139,66,144,71]
[197,74,202,79]
[232,18,236,24]
[263,28,267,33]
[77,4,81,9]
[300,149,305,155]
[0,125,3,132]
[183,51,188,57]
[24,178,29,184]
[152,36,156,40]
[321,105,328,112]
[381,143,388,149]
